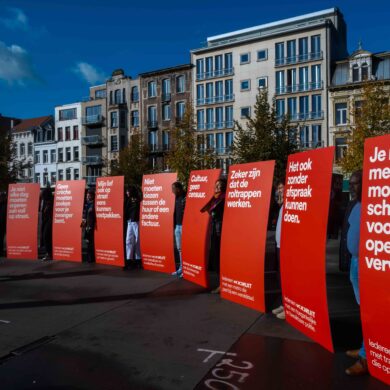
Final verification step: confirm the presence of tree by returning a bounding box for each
[341,82,390,173]
[167,104,215,185]
[232,88,298,181]
[0,129,18,191]
[110,128,148,186]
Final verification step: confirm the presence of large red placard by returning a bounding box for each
[182,169,222,287]
[359,135,390,385]
[140,173,177,273]
[6,183,40,260]
[220,161,275,312]
[280,147,334,352]
[94,176,124,267]
[53,180,85,262]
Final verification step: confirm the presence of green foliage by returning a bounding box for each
[341,82,390,173]
[0,130,18,191]
[232,88,298,181]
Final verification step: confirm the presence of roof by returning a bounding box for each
[139,64,193,78]
[12,115,52,133]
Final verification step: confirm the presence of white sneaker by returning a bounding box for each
[272,305,284,315]
[276,309,286,320]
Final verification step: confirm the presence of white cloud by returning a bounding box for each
[0,41,40,85]
[0,8,28,30]
[73,62,107,85]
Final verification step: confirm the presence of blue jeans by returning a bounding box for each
[174,225,182,273]
[350,257,366,359]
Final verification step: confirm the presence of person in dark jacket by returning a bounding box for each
[41,187,53,261]
[124,185,142,270]
[81,189,96,263]
[0,191,7,257]
[201,178,227,293]
[171,181,186,278]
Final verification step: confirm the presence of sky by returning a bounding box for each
[0,0,389,119]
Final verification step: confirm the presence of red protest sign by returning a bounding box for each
[182,169,222,287]
[53,180,85,262]
[220,161,275,312]
[359,135,390,385]
[6,183,40,259]
[140,173,177,273]
[95,176,124,267]
[280,147,334,352]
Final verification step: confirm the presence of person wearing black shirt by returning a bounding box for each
[172,181,186,278]
[81,189,96,263]
[41,187,53,261]
[124,185,142,269]
[0,192,7,257]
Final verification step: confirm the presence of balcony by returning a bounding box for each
[277,111,324,122]
[83,176,99,186]
[82,135,105,146]
[197,121,234,131]
[147,121,158,129]
[199,147,232,155]
[82,114,104,126]
[299,140,324,150]
[161,93,171,102]
[196,68,234,81]
[196,94,235,106]
[275,81,323,95]
[109,99,127,108]
[82,156,104,165]
[275,51,323,67]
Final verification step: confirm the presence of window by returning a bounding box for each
[206,133,215,149]
[225,106,233,128]
[148,81,157,97]
[131,110,139,127]
[74,169,79,181]
[216,133,224,154]
[197,110,205,130]
[43,150,48,163]
[310,35,321,57]
[66,147,71,162]
[114,89,122,104]
[57,127,63,141]
[50,172,56,184]
[258,77,267,89]
[46,128,53,141]
[43,172,48,187]
[71,127,78,142]
[276,70,285,94]
[352,64,359,82]
[312,125,322,146]
[299,66,309,91]
[215,81,223,102]
[176,75,185,93]
[50,149,56,163]
[197,84,205,105]
[205,57,213,77]
[66,168,71,181]
[95,89,106,99]
[131,86,139,102]
[111,135,118,152]
[335,102,348,125]
[275,42,284,65]
[27,142,33,155]
[36,130,43,143]
[287,97,297,120]
[196,59,204,79]
[162,104,171,121]
[119,111,127,128]
[215,107,224,129]
[240,107,251,118]
[354,100,363,117]
[176,102,186,120]
[225,79,233,100]
[206,108,214,130]
[73,146,79,161]
[226,132,233,151]
[311,65,321,89]
[215,55,223,76]
[312,94,322,117]
[240,53,250,64]
[58,148,63,162]
[206,82,213,103]
[85,105,101,123]
[299,37,308,61]
[286,68,297,92]
[58,170,64,181]
[20,143,25,156]
[224,53,233,73]
[300,126,310,148]
[240,80,250,91]
[257,49,268,61]
[335,137,347,161]
[299,96,309,119]
[162,78,171,96]
[59,108,77,121]
[148,131,157,150]
[361,63,369,80]
[148,106,157,123]
[109,91,113,105]
[34,151,40,163]
[65,126,71,141]
[35,173,40,184]
[276,99,285,119]
[162,131,170,151]
[122,88,126,103]
[111,111,118,127]
[287,40,296,63]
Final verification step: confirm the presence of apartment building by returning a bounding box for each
[329,46,390,171]
[138,64,193,170]
[55,103,83,182]
[81,85,107,186]
[11,116,53,184]
[191,7,348,171]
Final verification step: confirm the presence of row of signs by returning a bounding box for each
[4,136,390,385]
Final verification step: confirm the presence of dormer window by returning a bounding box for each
[361,63,369,81]
[352,64,359,82]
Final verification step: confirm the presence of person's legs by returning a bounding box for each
[125,221,132,260]
[131,222,141,260]
[174,225,182,275]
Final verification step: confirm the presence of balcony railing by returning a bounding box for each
[299,140,324,150]
[82,114,104,126]
[82,135,105,146]
[147,120,158,129]
[161,93,171,102]
[83,176,99,185]
[275,81,323,95]
[198,147,233,155]
[196,94,235,106]
[196,67,234,81]
[109,99,126,107]
[82,156,104,165]
[275,51,323,67]
[277,111,324,122]
[197,121,234,131]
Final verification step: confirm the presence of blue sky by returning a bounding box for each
[0,0,389,119]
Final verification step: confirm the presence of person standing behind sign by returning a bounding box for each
[201,178,227,294]
[41,187,54,261]
[81,189,96,264]
[171,182,186,278]
[0,191,7,257]
[345,170,367,376]
[124,185,142,270]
